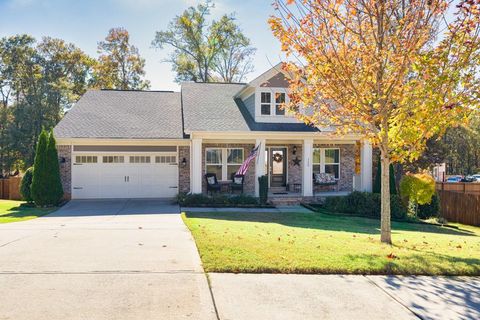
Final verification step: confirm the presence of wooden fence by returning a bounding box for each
[0,177,22,200]
[436,182,480,194]
[435,182,480,226]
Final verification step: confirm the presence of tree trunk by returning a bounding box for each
[380,149,392,244]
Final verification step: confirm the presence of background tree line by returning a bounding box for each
[0,1,256,177]
[0,29,148,177]
[407,115,480,175]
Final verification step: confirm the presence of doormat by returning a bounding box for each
[273,192,288,195]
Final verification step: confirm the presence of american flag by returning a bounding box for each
[236,143,261,175]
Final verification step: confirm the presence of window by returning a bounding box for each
[259,90,288,116]
[261,92,271,115]
[275,92,286,115]
[227,148,244,179]
[205,148,244,180]
[324,149,340,178]
[313,148,340,179]
[155,155,176,164]
[129,156,150,163]
[206,149,222,179]
[75,156,97,164]
[103,156,124,163]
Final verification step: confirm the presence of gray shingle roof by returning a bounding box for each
[181,82,250,132]
[181,81,318,133]
[54,90,184,139]
[234,98,319,132]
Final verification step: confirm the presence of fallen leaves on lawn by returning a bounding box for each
[387,253,398,259]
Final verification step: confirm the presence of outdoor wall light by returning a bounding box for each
[59,157,66,164]
[292,146,297,155]
[181,157,187,167]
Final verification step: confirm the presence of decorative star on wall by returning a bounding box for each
[292,157,301,166]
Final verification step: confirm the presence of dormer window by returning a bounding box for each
[259,90,288,116]
[275,92,286,115]
[261,92,271,115]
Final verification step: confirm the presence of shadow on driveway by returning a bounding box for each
[185,211,478,237]
[46,199,180,217]
[368,275,480,320]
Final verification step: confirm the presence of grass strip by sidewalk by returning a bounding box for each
[182,210,480,275]
[0,200,56,223]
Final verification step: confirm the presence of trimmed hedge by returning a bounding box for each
[177,193,263,207]
[417,193,440,219]
[323,191,407,220]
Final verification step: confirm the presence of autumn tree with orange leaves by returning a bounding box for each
[270,0,480,244]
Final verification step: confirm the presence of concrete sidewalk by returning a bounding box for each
[182,205,313,213]
[208,273,480,320]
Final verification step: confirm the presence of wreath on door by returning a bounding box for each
[273,152,283,163]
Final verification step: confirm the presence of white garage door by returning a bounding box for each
[72,154,178,199]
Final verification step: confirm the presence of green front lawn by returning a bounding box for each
[0,200,56,223]
[182,211,480,275]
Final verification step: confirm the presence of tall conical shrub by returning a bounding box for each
[46,130,63,205]
[373,155,397,194]
[31,129,49,206]
[20,167,34,202]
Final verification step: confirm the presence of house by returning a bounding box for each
[54,65,373,200]
[432,163,447,182]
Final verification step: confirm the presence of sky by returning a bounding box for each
[0,0,283,91]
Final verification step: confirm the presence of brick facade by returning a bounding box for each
[58,142,358,199]
[202,143,256,195]
[287,145,303,190]
[178,146,190,193]
[57,145,72,199]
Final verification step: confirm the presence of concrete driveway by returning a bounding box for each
[0,199,216,320]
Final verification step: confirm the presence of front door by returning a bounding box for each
[268,148,287,187]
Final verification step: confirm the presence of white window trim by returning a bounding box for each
[313,148,341,180]
[205,148,244,181]
[255,87,291,117]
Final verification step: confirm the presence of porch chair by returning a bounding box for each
[313,172,338,195]
[205,173,221,195]
[230,173,245,194]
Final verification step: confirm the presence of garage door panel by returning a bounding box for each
[72,153,178,199]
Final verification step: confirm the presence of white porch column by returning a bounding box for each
[254,138,266,197]
[191,138,203,194]
[360,141,373,192]
[302,138,313,197]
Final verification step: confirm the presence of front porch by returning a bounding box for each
[189,134,373,200]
